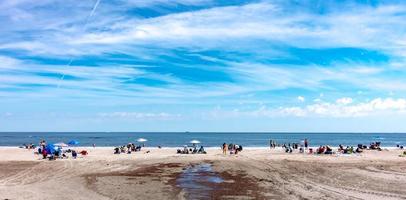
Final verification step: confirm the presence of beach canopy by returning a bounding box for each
[137,138,147,142]
[190,140,201,144]
[54,142,69,147]
[68,140,79,145]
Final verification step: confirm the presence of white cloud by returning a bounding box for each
[297,96,305,102]
[205,98,406,119]
[281,98,406,117]
[98,112,181,120]
[336,97,353,105]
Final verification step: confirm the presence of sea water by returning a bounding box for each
[0,132,405,147]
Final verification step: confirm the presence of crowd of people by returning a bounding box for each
[222,143,243,155]
[114,143,143,154]
[23,138,404,159]
[177,145,207,154]
[35,140,86,160]
[20,143,36,149]
[268,138,402,156]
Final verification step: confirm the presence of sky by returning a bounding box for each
[1,0,406,132]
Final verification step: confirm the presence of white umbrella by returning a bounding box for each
[190,140,201,144]
[54,142,69,147]
[137,138,147,142]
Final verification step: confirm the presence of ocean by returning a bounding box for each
[0,132,405,147]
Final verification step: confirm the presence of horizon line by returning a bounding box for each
[0,131,405,134]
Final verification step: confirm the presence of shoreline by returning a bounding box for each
[1,146,402,150]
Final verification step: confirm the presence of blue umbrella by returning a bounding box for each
[45,144,57,154]
[68,140,79,145]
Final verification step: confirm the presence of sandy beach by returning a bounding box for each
[0,147,405,200]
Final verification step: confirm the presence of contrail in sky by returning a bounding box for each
[58,0,102,88]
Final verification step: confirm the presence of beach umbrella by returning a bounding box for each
[137,138,147,147]
[45,144,57,154]
[190,140,201,144]
[137,138,147,143]
[68,140,79,145]
[54,142,69,147]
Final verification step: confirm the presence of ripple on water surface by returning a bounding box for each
[176,163,224,199]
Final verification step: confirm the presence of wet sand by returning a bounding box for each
[0,147,405,199]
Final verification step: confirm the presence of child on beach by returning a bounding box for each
[222,143,227,155]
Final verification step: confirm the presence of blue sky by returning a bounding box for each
[1,0,406,132]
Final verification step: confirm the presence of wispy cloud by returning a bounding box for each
[1,0,406,131]
[204,98,406,119]
[98,112,181,120]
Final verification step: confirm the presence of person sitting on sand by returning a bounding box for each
[114,147,120,154]
[356,147,363,153]
[325,146,333,154]
[192,146,198,154]
[317,146,325,154]
[343,146,349,154]
[72,150,77,159]
[370,142,381,150]
[285,146,292,153]
[198,146,206,154]
[54,149,60,158]
[234,145,240,155]
[338,144,344,153]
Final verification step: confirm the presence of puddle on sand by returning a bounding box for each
[176,163,224,199]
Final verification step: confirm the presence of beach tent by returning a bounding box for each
[68,140,79,145]
[54,142,69,147]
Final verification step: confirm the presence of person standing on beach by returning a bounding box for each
[222,143,227,155]
[304,139,308,150]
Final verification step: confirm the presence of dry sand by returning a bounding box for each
[0,147,405,200]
